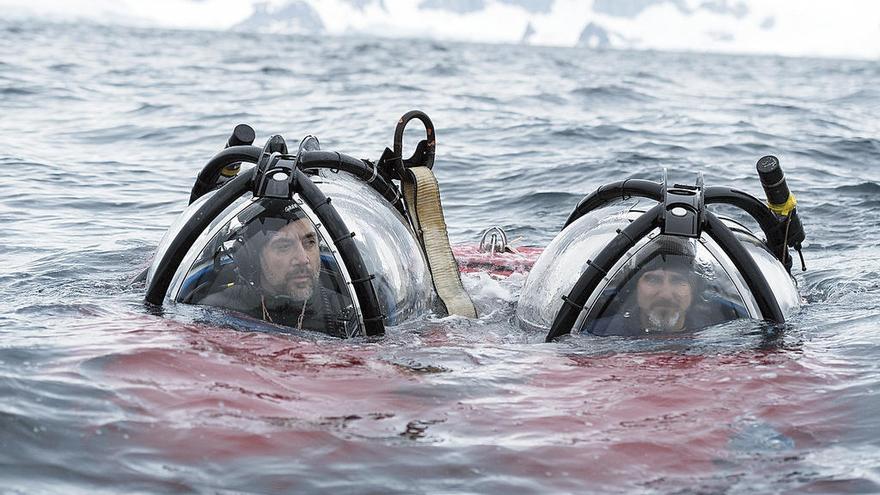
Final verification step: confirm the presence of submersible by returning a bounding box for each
[144,111,475,337]
[516,157,806,341]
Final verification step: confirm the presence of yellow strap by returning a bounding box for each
[402,166,477,318]
[768,193,797,216]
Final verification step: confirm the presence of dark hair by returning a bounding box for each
[605,236,704,302]
[233,199,312,286]
[632,237,706,299]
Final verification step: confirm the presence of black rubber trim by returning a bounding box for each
[351,274,376,284]
[188,146,406,218]
[362,313,387,323]
[563,179,662,230]
[298,168,385,336]
[560,295,584,311]
[563,181,791,268]
[586,259,608,275]
[332,232,356,244]
[147,168,256,305]
[298,150,406,217]
[703,186,788,265]
[546,204,664,342]
[189,145,262,204]
[703,211,785,324]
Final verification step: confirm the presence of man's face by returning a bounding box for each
[259,218,321,301]
[636,268,693,332]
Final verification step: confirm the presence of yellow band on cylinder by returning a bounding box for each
[768,193,797,216]
[220,164,241,177]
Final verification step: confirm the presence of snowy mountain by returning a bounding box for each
[3,0,879,59]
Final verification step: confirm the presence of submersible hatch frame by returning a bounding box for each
[545,159,806,342]
[145,134,401,335]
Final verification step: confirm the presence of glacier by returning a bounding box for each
[2,0,878,59]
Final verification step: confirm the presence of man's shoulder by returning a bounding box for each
[582,309,643,336]
[200,284,259,313]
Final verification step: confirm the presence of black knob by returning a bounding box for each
[226,124,256,148]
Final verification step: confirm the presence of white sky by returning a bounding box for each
[3,0,879,59]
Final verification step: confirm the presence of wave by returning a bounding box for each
[832,181,880,195]
[827,137,880,158]
[570,84,655,103]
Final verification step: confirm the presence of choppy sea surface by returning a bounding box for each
[2,20,880,494]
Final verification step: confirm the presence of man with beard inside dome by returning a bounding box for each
[584,237,741,336]
[197,199,353,337]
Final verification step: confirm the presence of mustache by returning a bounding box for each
[283,266,316,280]
[649,299,679,310]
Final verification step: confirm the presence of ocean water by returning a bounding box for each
[2,20,880,494]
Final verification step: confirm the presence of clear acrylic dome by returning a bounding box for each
[312,170,435,325]
[515,206,631,332]
[516,204,799,335]
[174,198,361,337]
[577,234,752,336]
[147,170,435,333]
[145,190,249,290]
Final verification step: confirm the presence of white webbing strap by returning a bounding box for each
[402,166,477,318]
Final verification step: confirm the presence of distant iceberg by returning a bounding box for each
[232,1,324,33]
[3,0,879,59]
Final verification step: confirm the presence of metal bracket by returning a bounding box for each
[478,226,509,255]
[253,153,299,199]
[661,171,705,238]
